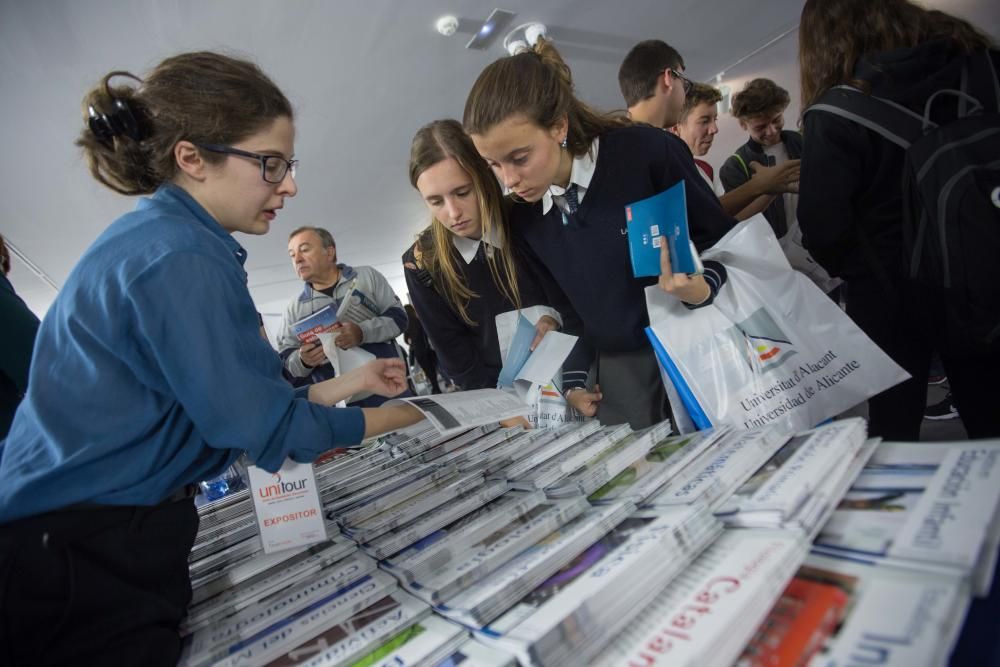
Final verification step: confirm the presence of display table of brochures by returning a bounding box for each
[179,406,1000,667]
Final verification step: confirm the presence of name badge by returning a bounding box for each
[247,458,327,554]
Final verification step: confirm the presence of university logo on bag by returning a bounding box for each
[724,308,797,374]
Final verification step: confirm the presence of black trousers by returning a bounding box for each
[0,497,199,667]
[845,276,1000,440]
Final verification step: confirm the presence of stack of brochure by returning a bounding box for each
[595,530,809,667]
[769,553,970,666]
[337,613,467,667]
[438,639,518,667]
[361,480,510,560]
[396,423,502,462]
[253,589,430,667]
[734,569,849,667]
[182,538,358,636]
[813,438,1000,595]
[402,497,590,606]
[643,424,791,511]
[510,424,633,491]
[472,504,722,666]
[188,491,348,601]
[329,463,460,524]
[491,421,603,482]
[342,471,486,544]
[436,500,635,627]
[714,418,874,536]
[587,426,731,507]
[179,553,390,667]
[545,419,673,498]
[382,491,549,585]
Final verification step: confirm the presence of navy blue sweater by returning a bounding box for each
[403,235,554,390]
[509,126,736,381]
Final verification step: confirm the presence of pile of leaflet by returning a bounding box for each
[735,552,969,667]
[813,439,1000,595]
[714,417,875,537]
[180,398,1000,667]
[470,504,721,666]
[595,529,810,667]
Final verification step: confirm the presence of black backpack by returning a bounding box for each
[806,52,1000,345]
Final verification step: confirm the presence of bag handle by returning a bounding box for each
[923,88,984,130]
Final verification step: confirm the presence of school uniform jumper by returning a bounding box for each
[509,125,735,428]
[403,231,556,390]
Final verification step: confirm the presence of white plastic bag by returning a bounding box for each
[495,308,586,429]
[646,215,909,434]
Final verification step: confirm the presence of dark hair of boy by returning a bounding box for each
[617,39,686,108]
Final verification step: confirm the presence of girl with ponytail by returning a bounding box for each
[464,38,735,428]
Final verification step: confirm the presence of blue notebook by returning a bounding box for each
[625,180,702,278]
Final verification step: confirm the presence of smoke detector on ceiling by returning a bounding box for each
[435,15,458,36]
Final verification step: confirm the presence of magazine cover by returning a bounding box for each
[405,498,589,605]
[588,427,731,506]
[181,570,395,667]
[362,480,509,560]
[263,589,430,667]
[735,575,848,667]
[814,440,1000,587]
[796,553,969,667]
[291,305,338,342]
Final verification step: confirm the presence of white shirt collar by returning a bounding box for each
[542,137,600,214]
[451,224,504,264]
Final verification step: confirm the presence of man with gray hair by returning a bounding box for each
[278,226,408,406]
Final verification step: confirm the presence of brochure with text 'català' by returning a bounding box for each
[625,179,704,278]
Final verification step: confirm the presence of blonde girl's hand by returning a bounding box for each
[530,315,560,351]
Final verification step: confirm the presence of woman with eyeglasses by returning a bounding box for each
[463,38,735,429]
[0,52,423,665]
[403,119,562,395]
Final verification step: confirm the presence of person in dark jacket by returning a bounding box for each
[464,38,733,429]
[797,0,1000,440]
[0,233,40,440]
[403,119,560,392]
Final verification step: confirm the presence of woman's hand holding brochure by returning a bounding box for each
[530,314,560,351]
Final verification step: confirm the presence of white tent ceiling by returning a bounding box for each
[2,0,996,318]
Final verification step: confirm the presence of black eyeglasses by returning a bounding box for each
[667,69,694,95]
[195,143,298,183]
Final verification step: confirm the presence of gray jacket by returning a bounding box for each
[278,264,407,381]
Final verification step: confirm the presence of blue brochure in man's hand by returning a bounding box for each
[625,180,702,277]
[497,314,536,388]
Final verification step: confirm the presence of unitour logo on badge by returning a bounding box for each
[257,472,309,500]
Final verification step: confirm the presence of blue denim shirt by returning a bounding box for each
[0,184,365,522]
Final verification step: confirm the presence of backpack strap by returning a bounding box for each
[806,85,927,148]
[730,152,751,180]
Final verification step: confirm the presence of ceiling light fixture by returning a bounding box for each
[466,9,516,50]
[503,21,547,56]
